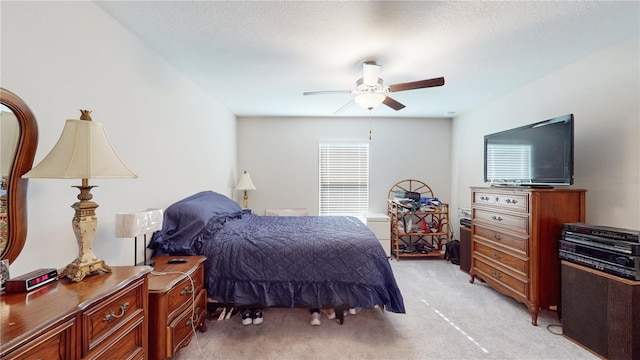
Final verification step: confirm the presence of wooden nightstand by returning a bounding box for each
[148,256,207,359]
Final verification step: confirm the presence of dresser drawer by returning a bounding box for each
[495,193,528,211]
[167,269,204,321]
[168,288,207,357]
[474,241,528,278]
[473,208,529,234]
[82,279,146,354]
[473,257,529,300]
[473,225,528,254]
[3,317,76,360]
[89,317,146,360]
[473,191,529,212]
[474,191,497,205]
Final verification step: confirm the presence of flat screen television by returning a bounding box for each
[484,114,574,187]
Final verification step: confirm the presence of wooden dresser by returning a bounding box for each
[0,266,151,359]
[469,187,586,325]
[148,256,207,360]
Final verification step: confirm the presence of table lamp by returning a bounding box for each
[115,208,163,266]
[235,170,256,209]
[22,110,137,282]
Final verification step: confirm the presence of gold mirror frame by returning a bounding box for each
[0,88,38,264]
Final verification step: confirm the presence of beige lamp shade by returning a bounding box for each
[23,118,137,179]
[115,208,163,238]
[235,171,256,191]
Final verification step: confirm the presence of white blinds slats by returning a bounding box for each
[319,143,369,216]
[486,144,532,182]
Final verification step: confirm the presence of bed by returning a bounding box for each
[149,191,405,322]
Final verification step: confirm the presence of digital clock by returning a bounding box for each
[5,268,58,293]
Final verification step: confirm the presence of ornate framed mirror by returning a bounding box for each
[0,88,38,264]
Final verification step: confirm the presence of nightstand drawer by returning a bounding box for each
[83,278,146,354]
[167,269,204,321]
[168,288,207,357]
[149,256,207,360]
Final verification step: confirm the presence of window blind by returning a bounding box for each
[486,144,532,181]
[319,143,369,216]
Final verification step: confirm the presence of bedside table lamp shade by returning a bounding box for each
[235,170,256,209]
[22,110,137,282]
[116,208,163,266]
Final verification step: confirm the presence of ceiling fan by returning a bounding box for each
[303,61,445,112]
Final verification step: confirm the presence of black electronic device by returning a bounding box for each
[484,114,574,187]
[560,222,640,280]
[559,248,639,281]
[5,268,58,293]
[168,258,188,264]
[563,222,639,244]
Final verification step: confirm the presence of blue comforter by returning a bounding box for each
[150,191,405,313]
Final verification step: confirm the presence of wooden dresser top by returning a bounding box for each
[1,266,151,351]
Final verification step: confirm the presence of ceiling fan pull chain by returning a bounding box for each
[369,110,372,140]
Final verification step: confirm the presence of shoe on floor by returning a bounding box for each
[324,308,336,320]
[310,311,321,326]
[252,308,264,325]
[241,308,253,326]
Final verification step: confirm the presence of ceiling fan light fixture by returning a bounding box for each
[354,92,385,110]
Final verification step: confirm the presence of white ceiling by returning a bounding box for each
[96,1,639,118]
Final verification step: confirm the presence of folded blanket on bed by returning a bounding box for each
[149,191,248,255]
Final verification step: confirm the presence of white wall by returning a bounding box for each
[451,35,639,231]
[2,2,238,276]
[237,117,451,216]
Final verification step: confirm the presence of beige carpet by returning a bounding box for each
[173,259,598,360]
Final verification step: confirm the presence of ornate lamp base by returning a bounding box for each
[59,259,112,282]
[243,190,249,209]
[59,182,112,282]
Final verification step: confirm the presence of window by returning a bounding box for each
[319,143,369,216]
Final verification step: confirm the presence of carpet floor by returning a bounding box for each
[173,258,598,360]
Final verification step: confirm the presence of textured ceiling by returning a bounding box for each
[96,1,639,118]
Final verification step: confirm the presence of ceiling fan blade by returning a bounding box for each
[388,77,445,92]
[303,90,353,96]
[363,62,381,86]
[334,100,354,114]
[383,96,406,111]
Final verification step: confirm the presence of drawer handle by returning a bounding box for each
[491,251,503,260]
[490,270,502,279]
[505,198,518,205]
[491,216,503,222]
[480,196,490,201]
[186,307,201,326]
[103,302,130,322]
[492,233,503,241]
[181,285,194,296]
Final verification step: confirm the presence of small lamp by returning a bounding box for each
[235,170,256,209]
[115,208,163,266]
[22,110,137,282]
